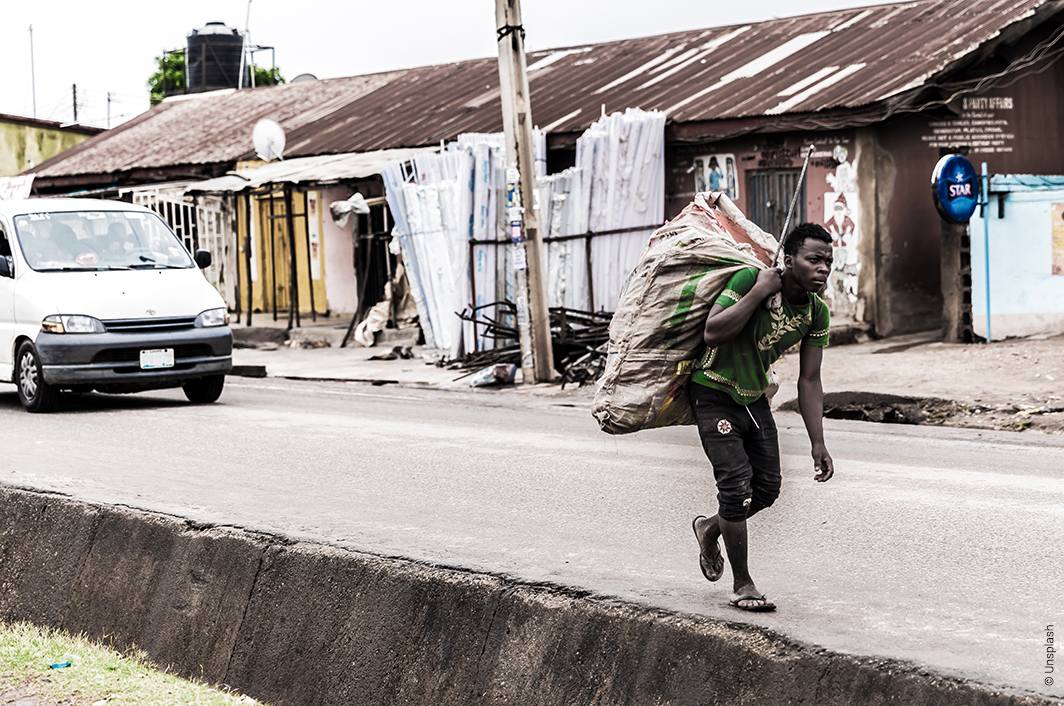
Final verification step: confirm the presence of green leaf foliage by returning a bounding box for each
[148,51,285,106]
[251,65,286,87]
[148,52,186,107]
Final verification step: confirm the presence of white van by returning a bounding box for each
[0,198,232,413]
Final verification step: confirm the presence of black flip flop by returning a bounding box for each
[692,515,724,582]
[728,594,777,612]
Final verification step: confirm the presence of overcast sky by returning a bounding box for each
[0,0,907,130]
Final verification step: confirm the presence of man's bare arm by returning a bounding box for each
[797,342,834,482]
[703,269,782,347]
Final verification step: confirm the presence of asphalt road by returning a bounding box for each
[0,378,1060,699]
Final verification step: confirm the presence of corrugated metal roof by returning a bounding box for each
[35,0,1060,180]
[0,112,103,136]
[185,147,437,192]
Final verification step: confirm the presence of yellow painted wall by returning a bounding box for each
[0,120,96,176]
[233,189,327,317]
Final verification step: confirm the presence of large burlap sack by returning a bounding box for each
[592,192,779,434]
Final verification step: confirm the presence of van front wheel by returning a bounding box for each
[183,375,225,404]
[17,342,59,413]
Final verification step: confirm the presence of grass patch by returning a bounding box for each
[0,621,263,705]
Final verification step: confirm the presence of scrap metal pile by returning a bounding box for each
[449,304,612,386]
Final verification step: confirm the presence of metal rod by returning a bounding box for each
[468,241,478,352]
[467,222,664,247]
[244,192,253,326]
[29,26,36,118]
[244,0,254,88]
[302,190,316,322]
[268,183,277,320]
[772,144,815,267]
[982,162,991,343]
[190,195,200,251]
[585,234,595,312]
[284,184,299,329]
[232,194,242,318]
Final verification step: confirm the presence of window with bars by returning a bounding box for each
[745,169,806,239]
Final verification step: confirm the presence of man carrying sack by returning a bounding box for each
[690,222,836,612]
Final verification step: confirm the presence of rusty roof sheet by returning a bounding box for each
[35,0,1061,179]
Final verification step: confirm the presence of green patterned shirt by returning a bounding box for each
[691,267,829,405]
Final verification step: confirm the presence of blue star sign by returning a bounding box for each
[932,154,979,223]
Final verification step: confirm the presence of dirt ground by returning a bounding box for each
[771,330,1064,435]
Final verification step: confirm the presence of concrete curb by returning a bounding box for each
[0,486,1052,706]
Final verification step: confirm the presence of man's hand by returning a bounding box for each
[703,267,782,348]
[753,268,783,296]
[811,443,834,482]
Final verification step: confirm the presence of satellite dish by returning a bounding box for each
[252,118,285,162]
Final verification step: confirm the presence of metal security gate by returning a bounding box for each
[746,169,806,239]
[129,187,231,298]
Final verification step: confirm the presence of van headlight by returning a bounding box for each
[195,308,230,327]
[42,315,106,334]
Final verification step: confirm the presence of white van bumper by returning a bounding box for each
[35,325,233,389]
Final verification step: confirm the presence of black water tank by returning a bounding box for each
[186,22,244,93]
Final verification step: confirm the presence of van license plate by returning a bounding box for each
[140,348,174,369]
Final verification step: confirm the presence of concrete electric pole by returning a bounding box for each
[495,0,555,384]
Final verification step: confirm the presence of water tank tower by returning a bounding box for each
[186,22,244,93]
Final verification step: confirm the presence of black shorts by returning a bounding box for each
[688,383,781,522]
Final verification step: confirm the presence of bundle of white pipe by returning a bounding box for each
[384,108,664,353]
[577,107,666,312]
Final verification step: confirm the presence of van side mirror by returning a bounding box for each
[0,256,11,278]
[194,250,212,269]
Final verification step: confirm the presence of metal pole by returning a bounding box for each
[302,190,316,322]
[467,241,477,351]
[72,84,77,122]
[284,184,300,329]
[982,162,991,343]
[772,144,815,267]
[585,235,595,311]
[245,192,254,326]
[230,193,241,319]
[29,26,36,118]
[268,184,278,321]
[495,0,555,383]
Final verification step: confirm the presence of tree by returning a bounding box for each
[148,52,285,106]
[148,52,186,106]
[251,66,285,87]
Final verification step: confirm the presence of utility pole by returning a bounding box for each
[72,84,77,123]
[107,92,112,129]
[29,25,36,118]
[495,0,555,383]
[244,0,256,89]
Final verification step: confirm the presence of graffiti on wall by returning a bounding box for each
[821,145,860,318]
[693,153,739,200]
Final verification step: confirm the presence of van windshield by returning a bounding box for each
[13,210,195,271]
